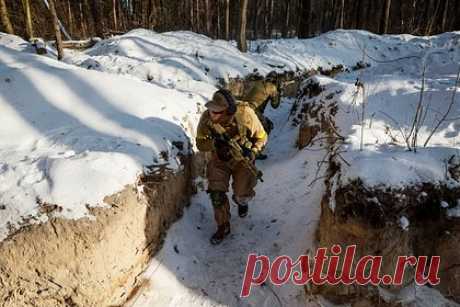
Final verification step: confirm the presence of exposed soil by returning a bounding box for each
[0,156,192,307]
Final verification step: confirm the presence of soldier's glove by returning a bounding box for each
[242,147,257,162]
[214,138,232,161]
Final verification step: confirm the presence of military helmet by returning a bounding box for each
[266,71,278,83]
[205,89,237,114]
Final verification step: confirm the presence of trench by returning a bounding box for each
[121,73,332,307]
[296,77,460,306]
[0,155,193,307]
[5,67,457,307]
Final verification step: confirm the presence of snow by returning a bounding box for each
[64,28,460,190]
[296,39,460,188]
[378,283,458,307]
[399,216,410,231]
[1,28,460,306]
[0,42,202,241]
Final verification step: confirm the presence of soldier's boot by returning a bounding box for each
[232,195,249,218]
[255,152,268,160]
[209,191,231,245]
[210,222,230,245]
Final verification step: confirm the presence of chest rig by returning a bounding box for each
[207,105,253,150]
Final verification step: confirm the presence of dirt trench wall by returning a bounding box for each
[296,78,460,305]
[314,178,460,304]
[0,156,192,307]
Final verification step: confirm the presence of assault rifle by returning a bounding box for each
[211,123,264,182]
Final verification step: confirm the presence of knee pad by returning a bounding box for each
[208,191,227,208]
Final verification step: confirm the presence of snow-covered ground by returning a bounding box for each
[0,36,204,241]
[1,28,460,306]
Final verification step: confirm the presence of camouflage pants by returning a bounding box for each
[207,154,257,226]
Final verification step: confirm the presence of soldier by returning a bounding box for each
[243,72,281,159]
[196,89,267,245]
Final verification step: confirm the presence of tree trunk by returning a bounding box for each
[441,0,449,32]
[190,0,194,31]
[67,0,73,36]
[399,0,405,33]
[237,0,248,52]
[282,0,290,37]
[225,0,230,40]
[0,0,13,34]
[79,1,87,38]
[206,0,211,36]
[21,0,34,39]
[268,0,274,38]
[339,0,344,28]
[455,1,460,30]
[252,0,261,40]
[379,0,392,34]
[355,0,363,29]
[298,0,311,38]
[216,0,220,38]
[112,0,118,31]
[365,0,374,31]
[49,0,64,60]
[425,0,440,35]
[147,0,152,28]
[196,0,200,33]
[91,0,104,37]
[264,0,269,37]
[409,0,417,33]
[421,0,434,34]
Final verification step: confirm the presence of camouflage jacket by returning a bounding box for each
[196,102,268,154]
[243,80,280,114]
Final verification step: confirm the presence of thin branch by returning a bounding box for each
[408,64,426,152]
[423,67,460,147]
[336,152,351,166]
[379,111,411,150]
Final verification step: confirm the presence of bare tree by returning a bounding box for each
[206,0,211,36]
[282,0,290,37]
[268,0,274,37]
[225,0,230,40]
[21,0,34,40]
[298,0,312,38]
[0,0,14,34]
[112,0,118,31]
[1,0,459,42]
[380,0,392,34]
[79,0,87,38]
[91,0,104,37]
[252,0,262,39]
[216,0,220,38]
[338,0,344,28]
[354,0,363,29]
[49,0,64,60]
[425,0,441,35]
[65,0,72,36]
[190,0,195,32]
[408,64,427,152]
[441,0,449,32]
[237,0,248,52]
